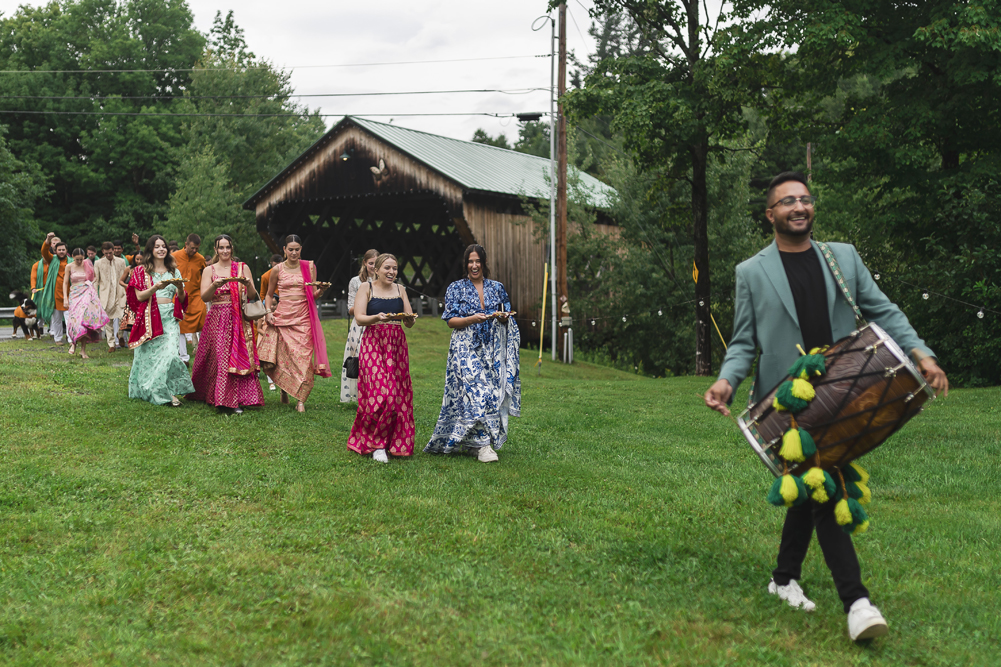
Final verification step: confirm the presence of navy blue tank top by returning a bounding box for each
[367,287,404,316]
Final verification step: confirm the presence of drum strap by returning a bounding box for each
[817,242,868,327]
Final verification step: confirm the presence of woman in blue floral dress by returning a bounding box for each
[424,244,520,462]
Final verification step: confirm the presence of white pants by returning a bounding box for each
[50,309,65,343]
[177,331,190,363]
[102,317,121,346]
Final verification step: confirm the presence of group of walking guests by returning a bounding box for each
[28,231,522,463]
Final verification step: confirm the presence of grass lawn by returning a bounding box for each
[0,319,997,666]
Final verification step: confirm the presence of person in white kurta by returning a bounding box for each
[93,243,129,351]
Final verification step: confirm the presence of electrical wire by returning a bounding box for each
[0,88,549,101]
[0,109,543,118]
[0,54,550,75]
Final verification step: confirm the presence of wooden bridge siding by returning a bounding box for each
[462,199,545,339]
[253,126,465,219]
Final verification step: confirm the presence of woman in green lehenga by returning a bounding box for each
[126,235,195,406]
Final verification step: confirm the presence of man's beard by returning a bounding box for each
[776,216,814,236]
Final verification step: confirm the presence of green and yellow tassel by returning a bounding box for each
[767,474,808,508]
[790,378,816,402]
[844,462,869,484]
[779,427,817,463]
[788,353,827,380]
[773,381,809,412]
[845,481,872,505]
[834,498,853,525]
[802,467,836,504]
[842,498,870,534]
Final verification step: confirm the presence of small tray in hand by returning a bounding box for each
[487,310,516,319]
[160,278,186,287]
[304,281,332,287]
[384,312,418,321]
[218,276,244,283]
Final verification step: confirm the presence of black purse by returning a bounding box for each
[343,356,359,379]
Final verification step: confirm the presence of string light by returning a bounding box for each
[657,310,662,316]
[698,300,705,307]
[591,319,596,326]
[873,275,997,320]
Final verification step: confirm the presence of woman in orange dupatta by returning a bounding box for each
[188,235,264,414]
[258,235,332,413]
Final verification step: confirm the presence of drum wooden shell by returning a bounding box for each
[738,324,936,477]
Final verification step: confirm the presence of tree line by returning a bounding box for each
[473,0,999,386]
[0,1,325,295]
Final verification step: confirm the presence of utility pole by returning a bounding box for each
[556,2,568,361]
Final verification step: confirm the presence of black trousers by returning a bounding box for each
[771,498,870,613]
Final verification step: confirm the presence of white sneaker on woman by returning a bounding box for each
[373,449,388,463]
[847,598,888,641]
[477,446,498,462]
[768,578,816,612]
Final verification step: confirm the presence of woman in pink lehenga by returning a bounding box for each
[257,234,332,413]
[63,248,109,359]
[347,254,418,463]
[188,235,264,414]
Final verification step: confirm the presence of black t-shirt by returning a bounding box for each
[780,249,833,352]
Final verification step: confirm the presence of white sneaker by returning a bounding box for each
[477,446,498,462]
[234,407,243,414]
[767,579,816,612]
[847,598,888,641]
[372,449,388,463]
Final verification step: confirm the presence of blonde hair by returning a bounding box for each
[357,248,379,281]
[374,253,398,274]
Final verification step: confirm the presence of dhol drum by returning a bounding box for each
[738,323,936,477]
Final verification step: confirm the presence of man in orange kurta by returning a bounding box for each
[41,233,69,343]
[171,233,207,363]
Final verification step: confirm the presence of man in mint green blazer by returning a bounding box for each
[705,172,948,642]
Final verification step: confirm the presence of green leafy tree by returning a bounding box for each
[754,0,1001,384]
[470,129,512,150]
[0,0,205,247]
[0,128,46,297]
[171,11,325,272]
[564,0,775,374]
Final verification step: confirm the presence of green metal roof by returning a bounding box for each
[350,117,615,207]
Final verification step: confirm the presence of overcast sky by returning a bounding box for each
[180,0,599,144]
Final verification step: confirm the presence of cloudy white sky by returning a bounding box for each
[182,0,599,144]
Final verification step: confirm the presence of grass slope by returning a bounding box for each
[0,320,997,666]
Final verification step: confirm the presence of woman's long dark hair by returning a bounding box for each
[142,235,178,275]
[463,244,489,280]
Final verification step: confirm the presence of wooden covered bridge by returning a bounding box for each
[242,116,615,334]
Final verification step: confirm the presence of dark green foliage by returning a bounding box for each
[0,128,46,296]
[470,128,512,150]
[753,0,1001,385]
[0,3,324,283]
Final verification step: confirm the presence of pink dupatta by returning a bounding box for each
[301,261,331,377]
[226,262,259,375]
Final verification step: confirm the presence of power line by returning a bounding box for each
[0,88,548,101]
[0,109,543,118]
[0,54,550,75]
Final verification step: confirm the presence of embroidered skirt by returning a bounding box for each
[188,304,264,408]
[347,323,415,456]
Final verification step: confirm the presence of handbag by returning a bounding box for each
[343,356,359,379]
[243,299,266,321]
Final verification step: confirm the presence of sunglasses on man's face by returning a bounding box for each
[771,195,818,208]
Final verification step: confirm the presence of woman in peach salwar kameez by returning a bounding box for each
[258,235,332,412]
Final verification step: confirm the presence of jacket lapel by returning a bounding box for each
[760,240,799,324]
